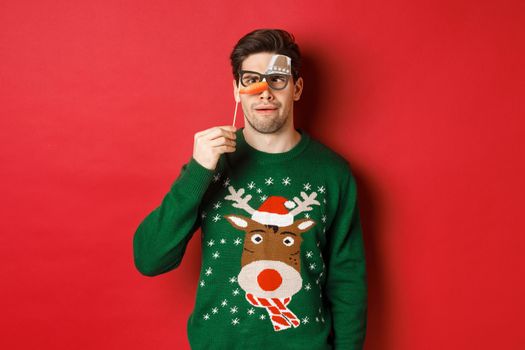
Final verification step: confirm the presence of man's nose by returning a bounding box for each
[259,88,274,100]
[259,85,273,100]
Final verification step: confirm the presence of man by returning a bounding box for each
[133,29,368,349]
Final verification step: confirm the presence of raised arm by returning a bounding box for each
[133,157,215,276]
[133,125,237,276]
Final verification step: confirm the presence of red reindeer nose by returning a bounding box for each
[257,269,282,291]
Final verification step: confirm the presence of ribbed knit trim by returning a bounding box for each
[236,127,311,164]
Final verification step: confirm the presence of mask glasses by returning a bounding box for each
[239,70,291,90]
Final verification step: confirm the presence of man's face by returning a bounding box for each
[233,52,303,134]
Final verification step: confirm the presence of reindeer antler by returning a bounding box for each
[288,191,320,217]
[225,186,256,215]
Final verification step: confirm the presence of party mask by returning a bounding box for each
[238,54,292,94]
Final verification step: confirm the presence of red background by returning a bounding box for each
[1,0,524,349]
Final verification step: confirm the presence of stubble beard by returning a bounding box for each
[243,103,290,135]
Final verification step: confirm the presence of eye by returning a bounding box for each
[242,74,260,85]
[269,74,286,82]
[282,236,294,246]
[251,234,263,244]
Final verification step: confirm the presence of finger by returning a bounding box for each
[209,136,236,148]
[204,126,237,142]
[196,125,236,139]
[195,125,228,138]
[216,125,237,138]
[214,144,236,154]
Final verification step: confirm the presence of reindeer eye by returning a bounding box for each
[251,234,263,244]
[283,237,294,246]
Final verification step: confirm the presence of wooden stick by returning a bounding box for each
[232,100,239,127]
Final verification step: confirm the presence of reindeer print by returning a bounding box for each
[223,185,320,331]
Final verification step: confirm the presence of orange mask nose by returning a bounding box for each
[239,81,269,95]
[257,268,282,291]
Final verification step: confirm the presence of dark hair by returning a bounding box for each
[230,29,301,85]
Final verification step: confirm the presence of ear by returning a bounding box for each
[224,214,267,232]
[293,77,303,101]
[288,217,316,234]
[224,214,248,230]
[232,79,240,103]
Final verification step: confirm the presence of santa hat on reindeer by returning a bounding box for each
[251,196,297,227]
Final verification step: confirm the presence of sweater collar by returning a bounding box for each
[235,126,310,164]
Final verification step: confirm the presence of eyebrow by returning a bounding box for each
[249,229,265,233]
[280,231,296,236]
[241,70,264,75]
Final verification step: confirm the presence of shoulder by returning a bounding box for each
[306,134,354,177]
[304,135,359,216]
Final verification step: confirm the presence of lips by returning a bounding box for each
[255,104,278,111]
[255,105,278,115]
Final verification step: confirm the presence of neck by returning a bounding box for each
[242,122,301,154]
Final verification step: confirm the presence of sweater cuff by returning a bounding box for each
[172,157,215,198]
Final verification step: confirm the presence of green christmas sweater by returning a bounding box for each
[133,127,368,349]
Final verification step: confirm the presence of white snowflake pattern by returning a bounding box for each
[322,215,327,223]
[317,185,325,194]
[203,313,210,320]
[229,276,237,283]
[222,178,231,188]
[213,201,222,210]
[256,188,262,194]
[220,238,227,244]
[233,237,242,246]
[302,316,309,324]
[212,307,219,314]
[212,214,221,222]
[212,251,220,259]
[260,314,266,320]
[199,280,205,287]
[205,267,213,276]
[212,173,221,182]
[207,239,215,247]
[315,317,319,322]
[247,181,256,189]
[260,195,268,202]
[232,288,240,296]
[323,198,327,204]
[247,308,255,315]
[230,306,238,314]
[221,299,228,307]
[201,211,207,219]
[303,182,311,191]
[282,177,291,186]
[309,263,317,271]
[304,213,310,218]
[305,283,312,291]
[264,177,274,185]
[306,251,313,258]
[231,318,240,325]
